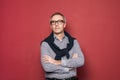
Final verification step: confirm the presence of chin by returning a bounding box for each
[53,31,63,34]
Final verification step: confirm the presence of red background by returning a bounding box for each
[1,0,120,80]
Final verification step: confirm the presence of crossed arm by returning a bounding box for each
[42,53,78,65]
[41,40,84,73]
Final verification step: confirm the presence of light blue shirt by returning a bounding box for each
[41,35,84,79]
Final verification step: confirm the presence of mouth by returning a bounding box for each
[55,28,60,29]
[55,28,60,30]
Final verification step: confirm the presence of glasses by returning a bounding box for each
[50,20,65,25]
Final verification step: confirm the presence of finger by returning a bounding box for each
[43,55,50,58]
[72,53,78,58]
[42,57,49,62]
[42,59,49,63]
[43,56,51,60]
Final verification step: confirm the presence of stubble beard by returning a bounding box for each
[53,30,64,35]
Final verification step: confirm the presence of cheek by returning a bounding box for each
[61,24,66,29]
[50,25,54,29]
[50,26,56,31]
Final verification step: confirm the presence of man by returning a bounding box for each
[41,12,84,80]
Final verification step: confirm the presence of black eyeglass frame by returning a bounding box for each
[50,20,65,25]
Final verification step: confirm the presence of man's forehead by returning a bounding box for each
[51,15,63,20]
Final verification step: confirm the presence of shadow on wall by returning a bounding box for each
[77,45,89,80]
[77,65,87,80]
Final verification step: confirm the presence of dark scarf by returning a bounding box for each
[43,31,75,60]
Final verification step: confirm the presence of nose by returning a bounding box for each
[55,22,59,25]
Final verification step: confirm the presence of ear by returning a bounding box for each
[63,23,66,28]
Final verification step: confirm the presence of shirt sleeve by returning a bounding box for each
[40,42,70,73]
[61,40,85,68]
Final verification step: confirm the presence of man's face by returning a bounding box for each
[50,15,66,34]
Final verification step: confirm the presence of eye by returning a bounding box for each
[50,21,55,24]
[58,20,65,23]
[50,20,65,25]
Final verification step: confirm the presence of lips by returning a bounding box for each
[55,28,60,29]
[55,27,60,30]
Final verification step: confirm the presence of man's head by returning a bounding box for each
[50,12,66,34]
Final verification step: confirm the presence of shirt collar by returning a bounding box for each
[53,34,66,41]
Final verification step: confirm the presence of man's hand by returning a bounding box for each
[72,53,78,58]
[42,55,61,65]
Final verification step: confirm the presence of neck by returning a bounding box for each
[54,32,65,41]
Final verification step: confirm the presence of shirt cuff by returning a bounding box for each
[64,67,69,72]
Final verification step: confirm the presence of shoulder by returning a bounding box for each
[41,41,49,46]
[74,39,80,45]
[41,41,47,44]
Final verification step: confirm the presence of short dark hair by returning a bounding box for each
[50,12,66,23]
